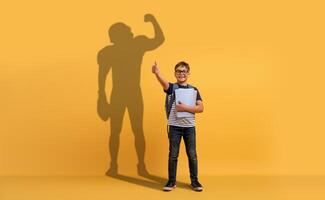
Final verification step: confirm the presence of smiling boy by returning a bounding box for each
[152,61,204,192]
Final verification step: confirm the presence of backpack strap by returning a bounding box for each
[165,83,179,119]
[187,84,194,89]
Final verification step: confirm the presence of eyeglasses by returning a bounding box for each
[175,70,188,74]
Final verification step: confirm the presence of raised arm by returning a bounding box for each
[152,61,169,91]
[145,13,164,44]
[137,14,165,51]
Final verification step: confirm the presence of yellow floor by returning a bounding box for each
[1,175,325,200]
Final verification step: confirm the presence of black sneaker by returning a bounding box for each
[163,180,176,191]
[191,180,203,191]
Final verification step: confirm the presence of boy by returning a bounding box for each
[152,61,204,192]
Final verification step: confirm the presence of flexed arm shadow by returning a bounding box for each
[96,14,192,190]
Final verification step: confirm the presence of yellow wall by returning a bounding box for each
[1,0,325,176]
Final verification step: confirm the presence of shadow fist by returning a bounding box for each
[144,13,156,22]
[97,93,110,121]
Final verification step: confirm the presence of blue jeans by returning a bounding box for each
[168,125,198,182]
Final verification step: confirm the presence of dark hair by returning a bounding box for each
[174,61,190,72]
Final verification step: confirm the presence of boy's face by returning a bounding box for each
[174,66,189,83]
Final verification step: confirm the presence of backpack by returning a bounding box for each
[165,83,194,119]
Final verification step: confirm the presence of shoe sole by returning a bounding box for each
[191,185,203,192]
[163,185,176,191]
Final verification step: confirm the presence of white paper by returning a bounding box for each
[175,88,197,118]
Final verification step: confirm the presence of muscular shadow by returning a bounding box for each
[97,14,190,190]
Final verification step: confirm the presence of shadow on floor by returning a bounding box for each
[106,173,192,191]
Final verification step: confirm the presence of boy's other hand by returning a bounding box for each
[144,14,156,22]
[176,101,187,112]
[152,61,160,74]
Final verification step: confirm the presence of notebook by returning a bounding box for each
[175,88,197,118]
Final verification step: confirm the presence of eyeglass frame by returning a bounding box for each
[175,69,189,74]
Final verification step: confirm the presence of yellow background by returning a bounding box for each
[1,0,324,176]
